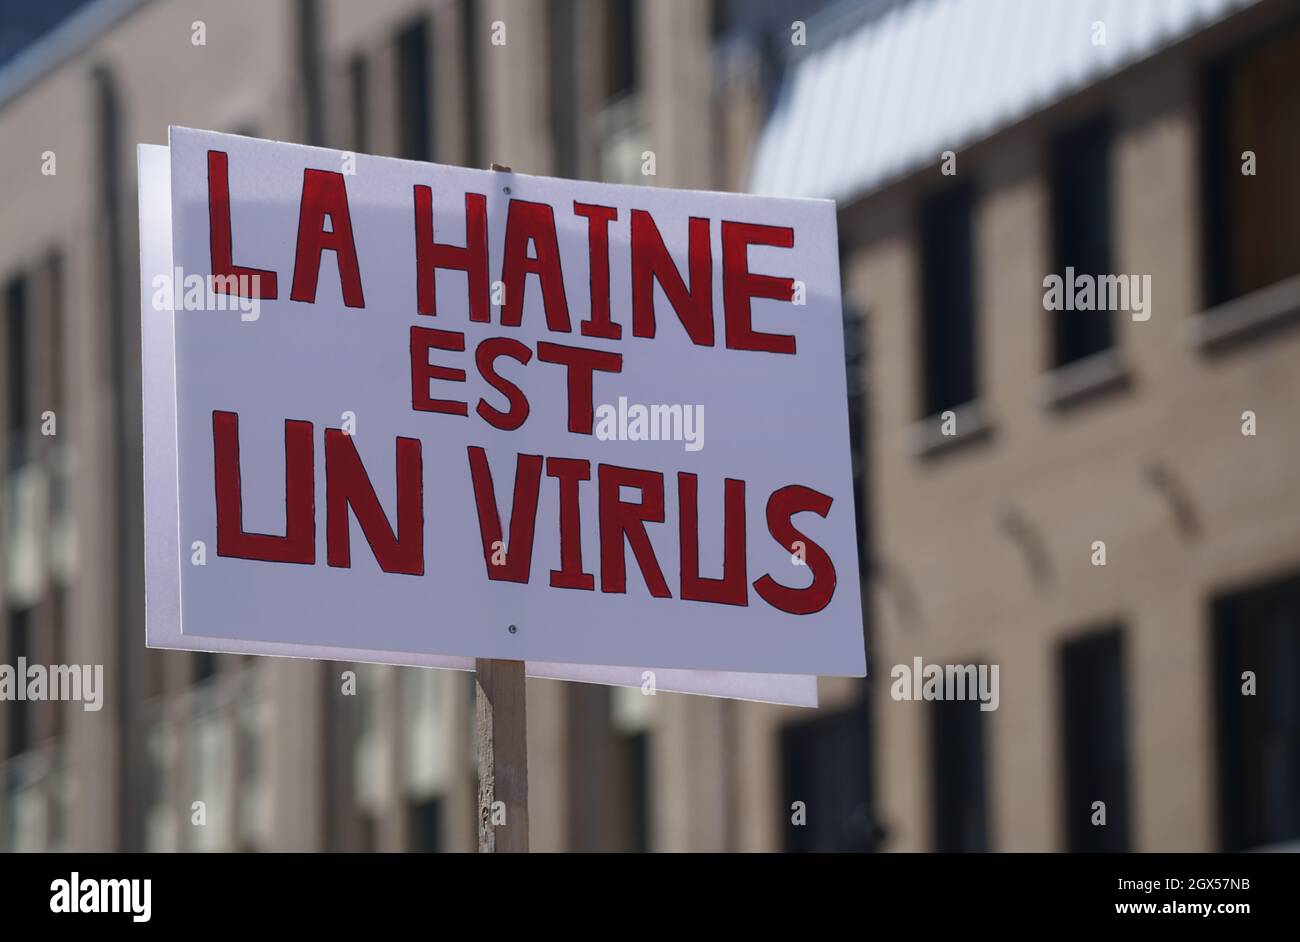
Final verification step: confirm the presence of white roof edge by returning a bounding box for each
[750,0,1264,205]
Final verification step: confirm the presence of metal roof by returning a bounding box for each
[0,0,96,70]
[749,0,1262,202]
[0,0,151,112]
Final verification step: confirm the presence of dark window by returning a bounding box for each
[622,730,650,853]
[1203,23,1300,306]
[607,0,637,98]
[396,18,432,161]
[1213,571,1300,850]
[408,797,442,852]
[1050,116,1113,366]
[45,253,63,420]
[919,184,977,417]
[295,0,324,146]
[193,651,217,684]
[461,0,482,168]
[5,274,28,453]
[711,0,734,40]
[932,695,990,851]
[1060,627,1129,851]
[567,686,649,852]
[548,0,578,178]
[348,54,368,154]
[6,608,32,758]
[782,698,875,851]
[50,590,67,740]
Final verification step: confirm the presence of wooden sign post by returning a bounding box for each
[475,657,528,852]
[475,163,529,855]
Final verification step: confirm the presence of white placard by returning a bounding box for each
[141,142,819,707]
[147,127,864,690]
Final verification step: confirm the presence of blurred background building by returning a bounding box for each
[0,0,1297,852]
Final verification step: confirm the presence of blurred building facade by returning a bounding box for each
[0,0,1297,852]
[749,0,1300,852]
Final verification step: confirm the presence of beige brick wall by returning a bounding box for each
[850,48,1300,851]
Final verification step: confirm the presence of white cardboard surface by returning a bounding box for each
[141,142,819,707]
[145,127,864,698]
